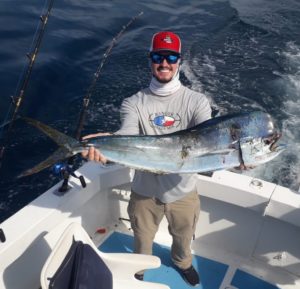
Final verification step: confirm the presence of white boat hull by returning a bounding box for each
[1,162,300,288]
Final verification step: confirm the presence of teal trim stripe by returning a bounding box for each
[99,232,228,289]
[231,269,280,289]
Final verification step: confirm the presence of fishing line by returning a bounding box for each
[58,11,144,192]
[0,0,55,169]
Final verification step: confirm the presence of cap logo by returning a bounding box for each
[163,35,172,44]
[151,31,181,53]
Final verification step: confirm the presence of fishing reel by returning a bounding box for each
[52,162,86,193]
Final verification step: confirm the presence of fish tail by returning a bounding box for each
[23,117,80,148]
[18,147,73,178]
[19,117,81,177]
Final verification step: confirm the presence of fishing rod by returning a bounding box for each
[58,11,143,192]
[0,0,55,169]
[75,11,143,140]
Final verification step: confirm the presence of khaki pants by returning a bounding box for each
[127,190,200,270]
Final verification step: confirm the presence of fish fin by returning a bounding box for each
[18,147,72,178]
[22,117,80,148]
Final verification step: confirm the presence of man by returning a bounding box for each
[83,31,212,286]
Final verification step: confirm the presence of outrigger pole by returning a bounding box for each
[59,11,143,192]
[0,0,55,169]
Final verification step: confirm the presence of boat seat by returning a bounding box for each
[40,222,169,289]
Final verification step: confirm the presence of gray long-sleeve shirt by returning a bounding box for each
[115,85,212,203]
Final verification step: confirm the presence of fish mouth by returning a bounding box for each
[264,132,283,152]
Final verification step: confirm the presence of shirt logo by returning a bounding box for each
[149,113,181,130]
[154,115,175,127]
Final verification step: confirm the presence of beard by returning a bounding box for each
[153,66,174,83]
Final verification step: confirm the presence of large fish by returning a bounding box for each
[20,111,285,177]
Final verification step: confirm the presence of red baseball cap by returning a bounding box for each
[150,31,181,54]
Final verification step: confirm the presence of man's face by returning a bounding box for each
[150,51,180,83]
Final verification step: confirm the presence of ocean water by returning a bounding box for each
[0,0,299,223]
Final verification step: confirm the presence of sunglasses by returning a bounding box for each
[150,52,181,64]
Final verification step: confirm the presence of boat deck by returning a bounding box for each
[99,231,279,289]
[2,165,300,289]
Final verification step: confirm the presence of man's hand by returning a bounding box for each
[81,132,111,163]
[233,164,256,171]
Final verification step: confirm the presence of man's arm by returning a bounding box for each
[114,97,140,135]
[193,92,212,125]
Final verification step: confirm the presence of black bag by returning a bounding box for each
[49,239,113,289]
